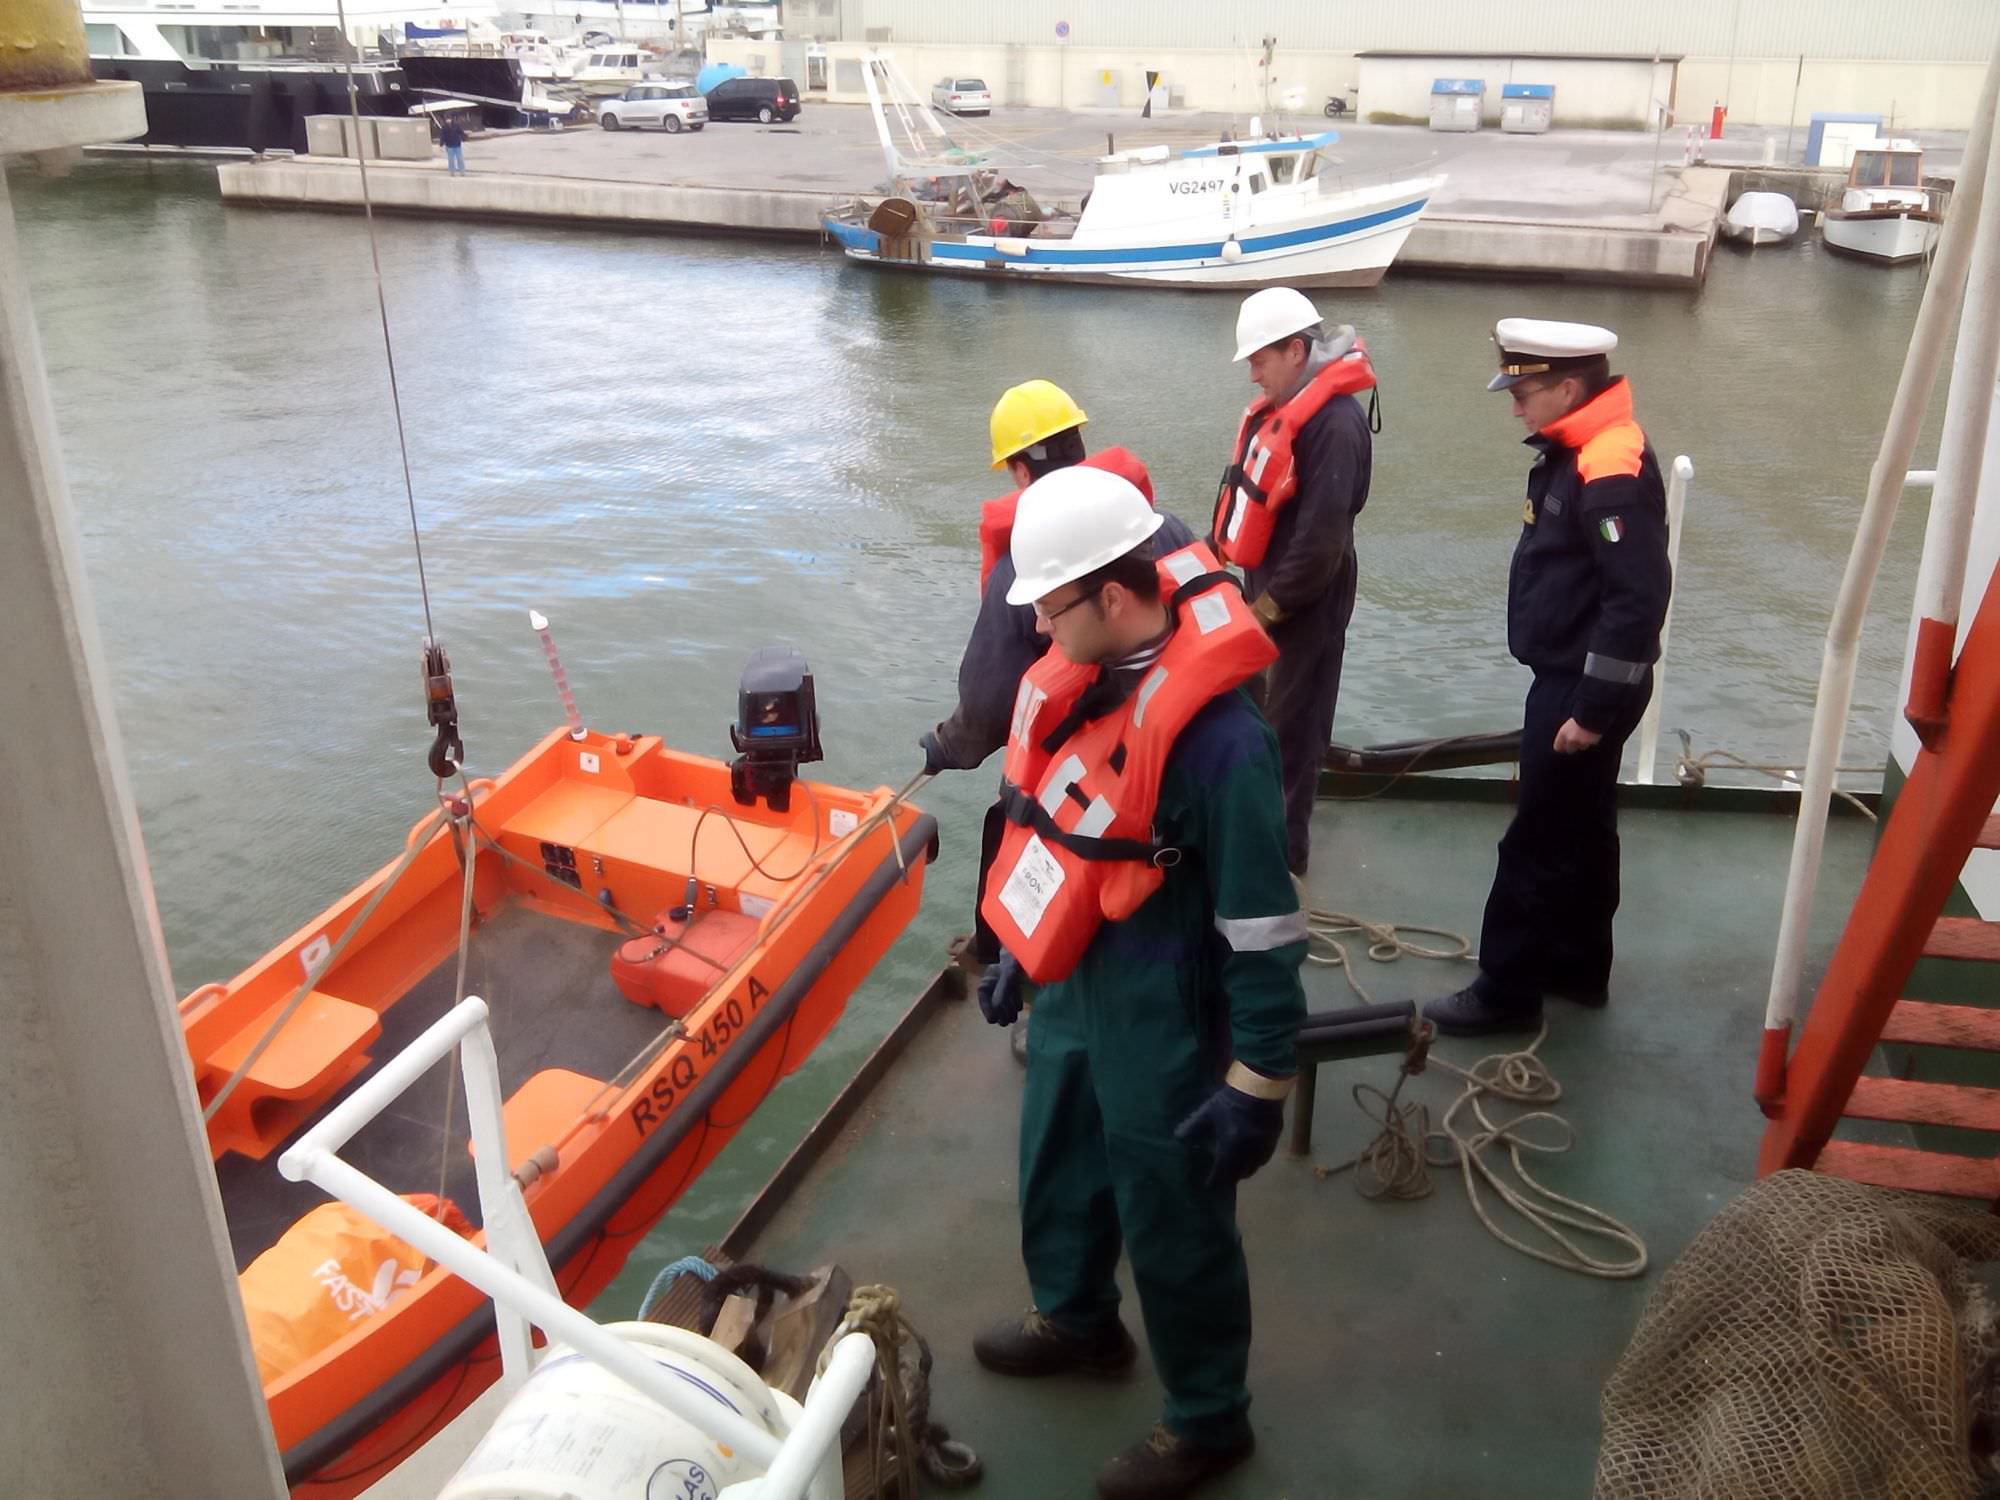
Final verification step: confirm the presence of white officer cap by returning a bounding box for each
[1487,318,1618,392]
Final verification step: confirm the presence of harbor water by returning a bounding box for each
[13,158,1947,1305]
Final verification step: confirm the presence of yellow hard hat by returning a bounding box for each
[989,380,1088,470]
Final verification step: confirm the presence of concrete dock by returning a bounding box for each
[210,105,1959,288]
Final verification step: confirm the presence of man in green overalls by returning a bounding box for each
[972,466,1308,1499]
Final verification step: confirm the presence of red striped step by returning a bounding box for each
[1978,815,2000,851]
[1844,1075,2000,1131]
[1814,1139,2000,1201]
[1922,917,2000,963]
[1881,999,2000,1051]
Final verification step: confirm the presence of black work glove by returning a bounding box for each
[1175,1085,1285,1186]
[976,951,1025,1027]
[918,729,952,777]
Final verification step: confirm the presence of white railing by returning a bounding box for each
[1632,454,1695,784]
[1759,30,2000,1098]
[277,996,873,1496]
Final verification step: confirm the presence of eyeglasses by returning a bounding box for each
[1033,584,1103,624]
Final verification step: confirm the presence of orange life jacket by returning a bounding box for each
[979,542,1278,982]
[1211,341,1377,569]
[978,447,1157,595]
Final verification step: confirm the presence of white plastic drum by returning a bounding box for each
[440,1321,840,1500]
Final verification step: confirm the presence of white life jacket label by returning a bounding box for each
[998,833,1065,937]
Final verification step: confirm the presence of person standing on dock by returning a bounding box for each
[1423,319,1671,1037]
[1211,286,1376,882]
[438,118,467,176]
[918,380,1192,968]
[972,467,1306,1500]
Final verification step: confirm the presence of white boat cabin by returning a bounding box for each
[1081,134,1333,239]
[1842,141,1930,213]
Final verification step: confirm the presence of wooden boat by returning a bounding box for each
[1821,140,1943,265]
[179,721,935,1497]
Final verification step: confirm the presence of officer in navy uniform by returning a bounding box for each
[1424,320,1672,1036]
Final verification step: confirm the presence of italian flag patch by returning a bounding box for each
[1598,517,1625,543]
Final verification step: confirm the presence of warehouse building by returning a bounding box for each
[714,1,1998,130]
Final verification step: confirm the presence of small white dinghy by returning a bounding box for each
[1720,191,1800,248]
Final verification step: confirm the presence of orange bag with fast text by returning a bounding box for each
[239,1193,471,1386]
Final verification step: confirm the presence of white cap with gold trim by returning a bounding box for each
[1487,318,1617,391]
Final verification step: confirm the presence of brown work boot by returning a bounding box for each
[1096,1424,1255,1499]
[972,1309,1137,1376]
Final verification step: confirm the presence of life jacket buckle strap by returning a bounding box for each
[1152,847,1183,869]
[1169,570,1243,611]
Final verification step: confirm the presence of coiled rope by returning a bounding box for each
[822,1285,982,1493]
[1315,1027,1649,1279]
[1301,901,1475,1006]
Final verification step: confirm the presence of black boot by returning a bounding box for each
[1096,1424,1255,1499]
[972,1309,1137,1377]
[1545,982,1609,1009]
[1423,980,1542,1037]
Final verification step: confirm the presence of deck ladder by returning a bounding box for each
[1758,34,2000,1198]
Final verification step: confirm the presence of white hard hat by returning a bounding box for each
[1233,286,1323,362]
[1005,466,1165,607]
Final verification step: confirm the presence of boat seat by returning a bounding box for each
[203,992,382,1161]
[497,1068,605,1174]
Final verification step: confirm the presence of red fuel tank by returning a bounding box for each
[610,908,762,1016]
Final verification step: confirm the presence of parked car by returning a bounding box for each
[704,75,801,124]
[598,82,707,133]
[931,77,992,115]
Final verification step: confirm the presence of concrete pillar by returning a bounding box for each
[0,80,285,1498]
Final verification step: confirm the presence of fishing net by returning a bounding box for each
[1596,1169,2000,1499]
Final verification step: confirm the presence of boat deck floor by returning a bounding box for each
[731,792,1879,1498]
[215,901,669,1269]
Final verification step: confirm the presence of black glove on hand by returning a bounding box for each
[918,729,952,777]
[1175,1085,1285,1186]
[977,951,1025,1027]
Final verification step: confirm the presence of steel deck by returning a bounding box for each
[715,792,1882,1498]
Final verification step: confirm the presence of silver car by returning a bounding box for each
[599,83,707,133]
[931,77,993,116]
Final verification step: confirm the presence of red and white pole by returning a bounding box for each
[528,609,586,740]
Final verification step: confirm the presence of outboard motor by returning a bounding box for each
[728,646,822,813]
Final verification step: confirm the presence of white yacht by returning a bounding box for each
[498,29,581,82]
[571,44,668,95]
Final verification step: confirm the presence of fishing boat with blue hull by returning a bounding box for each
[822,54,1441,291]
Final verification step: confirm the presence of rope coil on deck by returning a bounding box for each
[1302,903,1475,1007]
[1316,1026,1649,1280]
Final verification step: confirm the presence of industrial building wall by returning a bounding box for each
[849,0,1997,62]
[1677,55,1987,131]
[716,34,1990,129]
[1355,57,1674,130]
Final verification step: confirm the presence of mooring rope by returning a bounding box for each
[1316,1027,1649,1279]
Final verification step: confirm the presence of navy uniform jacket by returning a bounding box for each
[1508,379,1672,734]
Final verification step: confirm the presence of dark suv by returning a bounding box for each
[704,76,802,124]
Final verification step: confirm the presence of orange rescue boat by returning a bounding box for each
[180,710,935,1497]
